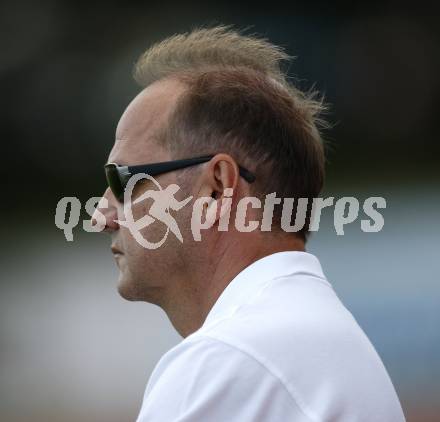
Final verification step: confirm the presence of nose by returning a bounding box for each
[91,188,120,233]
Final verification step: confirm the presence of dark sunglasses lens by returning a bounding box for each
[104,165,124,202]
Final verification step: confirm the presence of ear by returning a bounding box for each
[196,153,240,223]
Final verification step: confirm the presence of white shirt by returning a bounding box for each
[136,251,405,421]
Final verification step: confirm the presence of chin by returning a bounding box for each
[117,274,142,302]
[116,267,163,304]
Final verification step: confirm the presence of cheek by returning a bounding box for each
[119,214,169,252]
[171,204,193,236]
[132,195,153,218]
[134,199,172,243]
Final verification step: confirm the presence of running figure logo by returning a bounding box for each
[117,173,193,249]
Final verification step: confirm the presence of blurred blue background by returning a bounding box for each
[1,1,439,421]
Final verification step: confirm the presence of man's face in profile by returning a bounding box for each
[94,78,193,303]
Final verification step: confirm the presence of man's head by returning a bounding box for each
[93,26,326,312]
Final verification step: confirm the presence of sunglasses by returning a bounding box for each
[104,155,256,202]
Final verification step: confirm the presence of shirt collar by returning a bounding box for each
[201,251,329,330]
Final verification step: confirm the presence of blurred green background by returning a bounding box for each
[1,0,439,421]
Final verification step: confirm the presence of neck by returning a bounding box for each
[162,232,305,338]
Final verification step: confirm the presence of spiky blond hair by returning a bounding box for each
[134,25,326,135]
[134,26,290,85]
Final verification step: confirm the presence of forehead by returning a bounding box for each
[108,78,185,165]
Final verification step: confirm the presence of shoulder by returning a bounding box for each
[194,280,406,422]
[137,334,314,422]
[145,333,299,401]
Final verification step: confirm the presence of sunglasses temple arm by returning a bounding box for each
[239,167,256,183]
